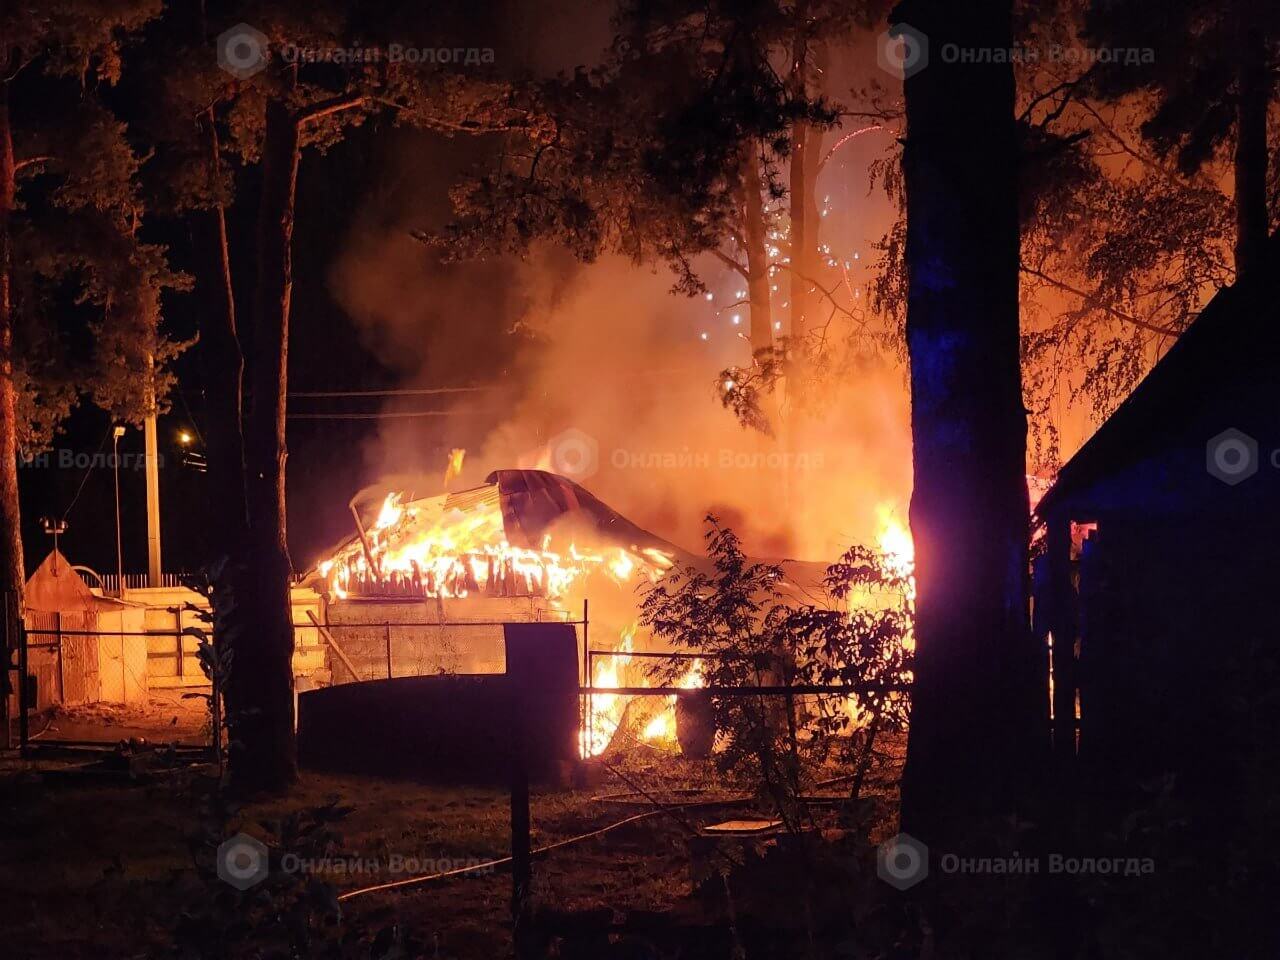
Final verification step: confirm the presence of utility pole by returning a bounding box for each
[144,366,162,587]
[113,425,125,596]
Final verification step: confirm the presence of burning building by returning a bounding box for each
[297,469,698,775]
[297,465,915,779]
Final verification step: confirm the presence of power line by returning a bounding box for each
[287,411,457,420]
[60,426,114,523]
[288,386,497,398]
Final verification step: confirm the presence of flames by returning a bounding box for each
[584,507,914,757]
[876,504,916,643]
[581,622,704,757]
[318,474,915,760]
[581,622,636,758]
[640,657,704,743]
[318,489,672,602]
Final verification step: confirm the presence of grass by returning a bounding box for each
[0,748,779,958]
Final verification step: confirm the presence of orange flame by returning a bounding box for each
[320,490,671,602]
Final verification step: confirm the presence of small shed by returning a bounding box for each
[23,551,149,709]
[1035,246,1279,817]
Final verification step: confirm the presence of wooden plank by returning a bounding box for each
[307,611,362,683]
[702,819,783,836]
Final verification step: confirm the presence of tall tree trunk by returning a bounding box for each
[895,0,1039,845]
[738,142,774,355]
[1233,8,1268,281]
[230,95,300,792]
[0,83,23,604]
[199,111,248,554]
[787,7,814,346]
[0,79,22,742]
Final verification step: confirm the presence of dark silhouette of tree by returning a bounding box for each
[892,0,1042,843]
[1,0,180,606]
[139,3,536,791]
[1084,0,1279,280]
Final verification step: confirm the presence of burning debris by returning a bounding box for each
[314,470,677,602]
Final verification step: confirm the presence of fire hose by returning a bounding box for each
[338,771,757,903]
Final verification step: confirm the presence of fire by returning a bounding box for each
[319,489,672,602]
[443,448,466,487]
[581,624,705,757]
[581,623,636,757]
[875,505,916,611]
[640,657,704,742]
[374,492,404,530]
[842,506,916,725]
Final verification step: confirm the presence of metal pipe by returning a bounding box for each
[582,599,590,754]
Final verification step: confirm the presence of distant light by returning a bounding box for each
[731,314,740,325]
[774,321,782,330]
[700,332,709,341]
[723,379,735,391]
[704,292,714,301]
[178,431,193,446]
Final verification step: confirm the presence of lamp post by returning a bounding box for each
[39,517,68,572]
[112,425,126,597]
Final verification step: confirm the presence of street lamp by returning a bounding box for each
[40,517,68,572]
[112,425,126,596]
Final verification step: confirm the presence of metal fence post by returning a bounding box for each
[385,622,393,679]
[510,683,533,958]
[211,649,223,770]
[17,600,28,755]
[1,591,10,750]
[55,611,64,703]
[582,599,590,756]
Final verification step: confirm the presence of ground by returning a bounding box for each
[23,691,210,747]
[0,739,903,959]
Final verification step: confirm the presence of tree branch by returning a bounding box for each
[295,93,368,125]
[1020,265,1183,336]
[712,248,750,280]
[14,155,51,174]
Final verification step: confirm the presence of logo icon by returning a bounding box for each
[877,832,928,890]
[217,23,269,79]
[546,428,599,481]
[877,23,929,80]
[1206,428,1258,486]
[216,833,269,890]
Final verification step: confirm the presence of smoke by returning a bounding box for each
[326,16,912,564]
[332,211,910,561]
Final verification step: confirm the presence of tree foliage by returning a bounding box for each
[5,4,186,449]
[639,516,912,827]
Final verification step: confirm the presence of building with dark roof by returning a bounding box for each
[1035,241,1279,822]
